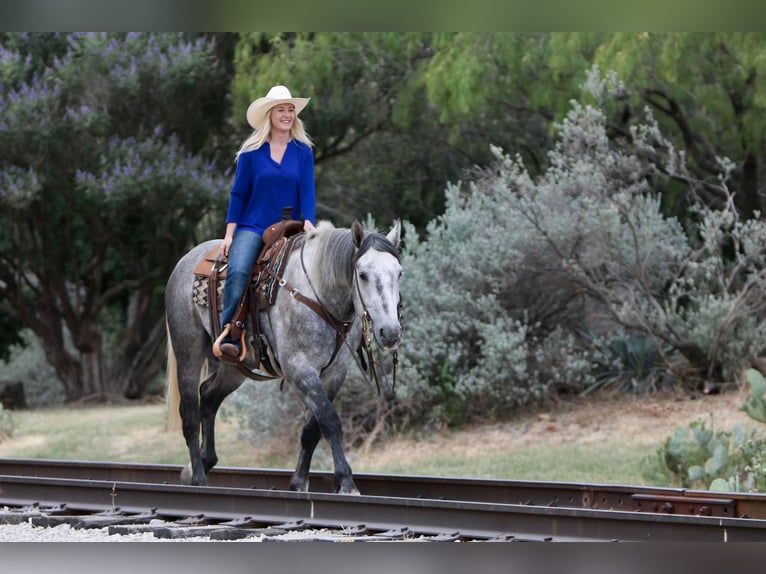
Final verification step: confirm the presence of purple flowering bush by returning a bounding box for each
[0,33,232,401]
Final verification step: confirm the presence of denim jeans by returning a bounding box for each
[220,228,263,333]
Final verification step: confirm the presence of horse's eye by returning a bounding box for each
[359,272,369,282]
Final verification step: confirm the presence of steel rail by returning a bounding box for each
[3,459,766,541]
[2,472,766,541]
[1,457,765,519]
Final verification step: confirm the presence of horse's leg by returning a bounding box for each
[291,371,358,495]
[289,415,320,492]
[289,369,346,492]
[199,367,243,475]
[177,363,210,486]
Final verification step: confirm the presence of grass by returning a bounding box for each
[355,442,648,484]
[0,403,195,464]
[0,401,658,485]
[0,388,755,487]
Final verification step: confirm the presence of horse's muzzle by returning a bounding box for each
[377,324,402,351]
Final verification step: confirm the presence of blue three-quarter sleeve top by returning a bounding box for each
[225,140,316,235]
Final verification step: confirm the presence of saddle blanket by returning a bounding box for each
[192,275,224,310]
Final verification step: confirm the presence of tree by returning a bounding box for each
[230,32,495,230]
[0,33,233,402]
[419,33,608,174]
[592,33,766,219]
[415,33,766,222]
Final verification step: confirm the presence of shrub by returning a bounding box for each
[397,67,766,428]
[0,404,12,442]
[220,369,397,455]
[0,329,63,407]
[640,417,765,492]
[643,369,766,492]
[582,330,677,395]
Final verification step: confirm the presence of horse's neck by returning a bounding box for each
[296,248,355,321]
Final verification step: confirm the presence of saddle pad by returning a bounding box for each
[192,275,224,310]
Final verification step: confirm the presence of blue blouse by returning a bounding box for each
[225,140,316,235]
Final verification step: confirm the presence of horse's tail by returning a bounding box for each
[165,322,182,433]
[165,320,210,433]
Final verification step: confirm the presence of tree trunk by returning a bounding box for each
[37,330,86,403]
[739,150,762,220]
[79,347,110,401]
[35,315,112,403]
[29,291,167,403]
[107,315,167,400]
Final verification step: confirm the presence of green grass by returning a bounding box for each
[356,441,650,485]
[0,404,191,463]
[0,403,655,485]
[0,403,304,469]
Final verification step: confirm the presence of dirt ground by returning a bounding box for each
[357,385,758,469]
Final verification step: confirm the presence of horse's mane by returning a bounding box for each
[353,230,401,265]
[302,222,356,293]
[302,221,400,294]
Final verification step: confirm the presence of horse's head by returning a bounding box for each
[351,220,403,351]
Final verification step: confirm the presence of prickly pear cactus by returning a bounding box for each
[742,369,766,423]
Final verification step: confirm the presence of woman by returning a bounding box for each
[216,85,316,361]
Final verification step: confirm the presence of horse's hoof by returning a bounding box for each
[289,479,309,493]
[180,463,193,485]
[337,482,360,496]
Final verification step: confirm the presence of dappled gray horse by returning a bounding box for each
[165,221,402,494]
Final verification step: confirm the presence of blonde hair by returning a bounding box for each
[235,105,314,162]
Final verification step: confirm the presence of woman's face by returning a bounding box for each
[270,104,296,133]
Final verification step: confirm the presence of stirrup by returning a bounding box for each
[212,323,246,363]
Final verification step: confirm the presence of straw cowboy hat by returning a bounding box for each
[246,85,310,129]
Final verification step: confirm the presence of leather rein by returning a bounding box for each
[353,268,403,395]
[208,235,401,394]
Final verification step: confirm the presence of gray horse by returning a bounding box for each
[165,220,402,494]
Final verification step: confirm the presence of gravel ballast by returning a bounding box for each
[0,521,217,542]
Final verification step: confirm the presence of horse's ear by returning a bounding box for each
[351,220,364,247]
[386,219,401,248]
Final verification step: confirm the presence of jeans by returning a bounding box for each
[220,228,263,335]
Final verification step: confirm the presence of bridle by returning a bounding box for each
[354,267,403,394]
[295,238,403,395]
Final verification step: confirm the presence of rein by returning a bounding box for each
[212,230,402,394]
[354,270,403,395]
[295,237,401,396]
[261,239,353,372]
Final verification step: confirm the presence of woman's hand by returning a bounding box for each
[304,220,316,232]
[220,236,233,260]
[220,222,238,260]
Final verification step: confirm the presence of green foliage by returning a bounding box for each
[583,331,675,395]
[397,67,766,427]
[0,33,232,400]
[0,330,64,407]
[742,368,766,423]
[641,418,764,491]
[0,404,12,442]
[593,33,766,218]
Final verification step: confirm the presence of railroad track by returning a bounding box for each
[2,458,766,541]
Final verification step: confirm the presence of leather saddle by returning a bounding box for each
[193,218,305,305]
[193,218,305,376]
